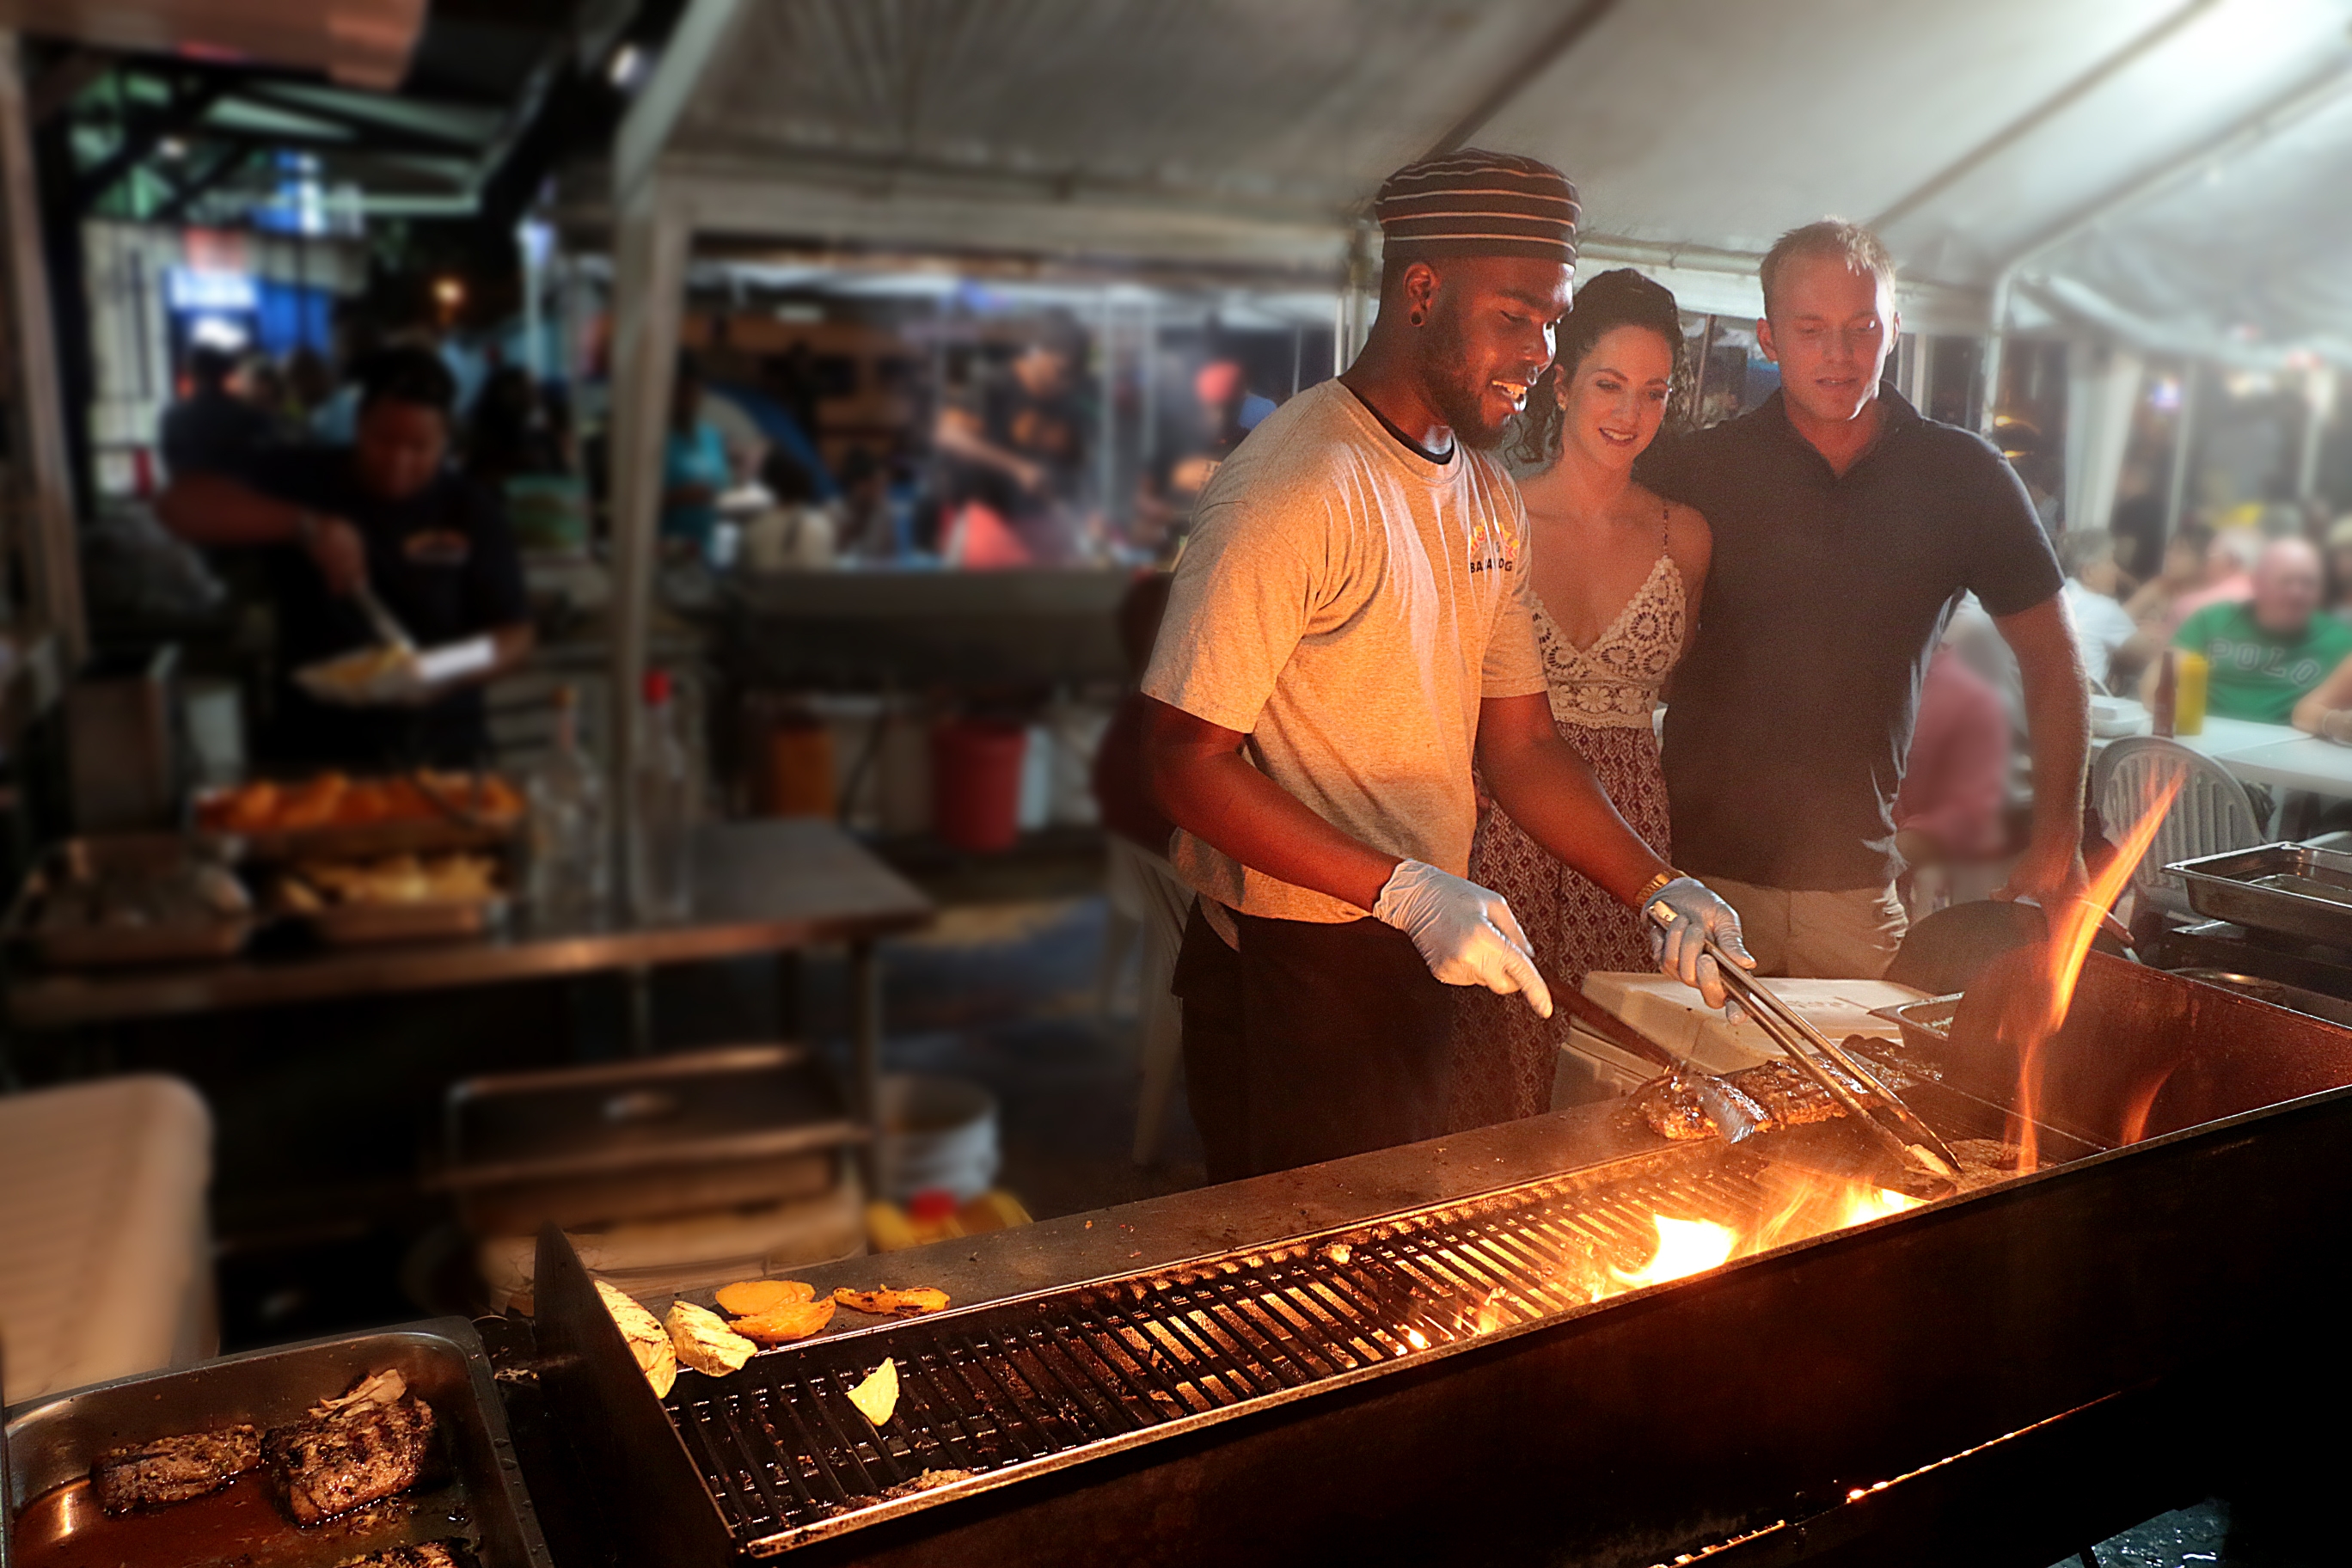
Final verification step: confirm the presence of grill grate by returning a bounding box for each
[663,1143,1866,1553]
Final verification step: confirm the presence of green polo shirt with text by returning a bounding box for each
[2172,601,2352,723]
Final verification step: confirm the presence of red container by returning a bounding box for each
[932,719,1026,853]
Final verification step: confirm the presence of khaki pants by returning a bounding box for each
[1704,877,1908,980]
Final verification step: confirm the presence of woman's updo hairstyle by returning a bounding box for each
[1510,267,1687,468]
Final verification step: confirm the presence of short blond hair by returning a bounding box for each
[1759,220,1896,320]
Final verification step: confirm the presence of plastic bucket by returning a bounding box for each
[875,1074,1000,1204]
[932,719,1026,852]
[763,720,836,818]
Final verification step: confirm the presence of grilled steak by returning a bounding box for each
[91,1424,261,1513]
[264,1392,437,1524]
[334,1543,464,1568]
[1632,1058,1885,1142]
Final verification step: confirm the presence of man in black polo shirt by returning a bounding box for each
[159,346,534,768]
[1639,221,2088,978]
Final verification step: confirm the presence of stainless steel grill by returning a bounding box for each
[667,1143,1858,1554]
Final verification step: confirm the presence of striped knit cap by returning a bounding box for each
[1372,149,1580,266]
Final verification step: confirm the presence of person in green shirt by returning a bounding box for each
[2156,538,2352,724]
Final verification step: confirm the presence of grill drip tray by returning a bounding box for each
[642,1130,1993,1554]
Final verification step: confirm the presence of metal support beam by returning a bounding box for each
[2163,366,2199,543]
[1868,0,2223,232]
[72,76,227,211]
[28,47,111,126]
[0,33,88,665]
[607,181,689,914]
[1418,0,1620,161]
[152,142,251,224]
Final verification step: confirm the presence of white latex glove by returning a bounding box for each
[1645,878,1756,1012]
[1372,860,1553,1019]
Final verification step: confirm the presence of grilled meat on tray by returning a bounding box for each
[91,1424,262,1513]
[264,1371,438,1525]
[1633,1058,1882,1142]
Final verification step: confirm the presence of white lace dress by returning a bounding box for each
[1449,544,1686,1130]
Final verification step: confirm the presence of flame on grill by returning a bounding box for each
[2000,776,2183,1168]
[1611,1216,1737,1287]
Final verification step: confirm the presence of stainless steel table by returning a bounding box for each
[4,819,934,1125]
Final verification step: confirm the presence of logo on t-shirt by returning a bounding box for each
[403,529,472,567]
[1466,511,1517,575]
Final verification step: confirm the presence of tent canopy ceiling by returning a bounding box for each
[625,0,2352,357]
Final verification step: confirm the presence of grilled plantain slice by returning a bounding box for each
[595,1280,677,1398]
[832,1285,951,1318]
[732,1298,836,1344]
[667,1301,756,1377]
[714,1278,815,1317]
[846,1358,899,1426]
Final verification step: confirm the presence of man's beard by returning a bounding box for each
[1418,308,1510,451]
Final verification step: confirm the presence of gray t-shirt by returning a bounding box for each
[1143,381,1547,925]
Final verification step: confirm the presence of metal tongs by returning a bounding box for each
[352,579,417,656]
[1649,903,1961,1195]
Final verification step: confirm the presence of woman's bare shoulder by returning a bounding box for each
[1629,481,1711,562]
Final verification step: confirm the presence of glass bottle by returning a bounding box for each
[634,668,695,922]
[525,685,608,922]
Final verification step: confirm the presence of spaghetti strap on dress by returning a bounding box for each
[1448,517,1686,1130]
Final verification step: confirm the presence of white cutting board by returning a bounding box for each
[1577,971,1931,1075]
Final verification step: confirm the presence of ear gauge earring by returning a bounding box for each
[1408,310,1424,327]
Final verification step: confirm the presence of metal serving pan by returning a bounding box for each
[3,1318,550,1568]
[3,836,254,970]
[2169,842,2352,948]
[295,894,510,948]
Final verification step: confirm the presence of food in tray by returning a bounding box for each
[91,1423,262,1513]
[729,1298,837,1344]
[335,1545,465,1568]
[200,769,524,834]
[280,853,501,911]
[831,1284,951,1318]
[263,1368,438,1525]
[846,1358,899,1426]
[35,855,250,938]
[305,644,420,697]
[597,1279,679,1397]
[667,1300,756,1376]
[1632,1057,1882,1142]
[714,1277,815,1316]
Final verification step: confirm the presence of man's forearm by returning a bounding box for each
[1481,732,1669,905]
[2020,655,2091,853]
[1150,745,1400,913]
[155,474,301,547]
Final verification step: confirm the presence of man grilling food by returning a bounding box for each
[1142,150,1752,1183]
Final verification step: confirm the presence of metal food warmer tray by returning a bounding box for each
[530,953,2352,1567]
[2168,841,2352,948]
[3,1318,551,1568]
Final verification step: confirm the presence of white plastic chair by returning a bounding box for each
[1104,837,1194,1164]
[2092,736,2268,922]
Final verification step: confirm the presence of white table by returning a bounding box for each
[2092,716,2352,798]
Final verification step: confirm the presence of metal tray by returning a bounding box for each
[2168,842,2352,948]
[3,1318,550,1568]
[297,895,509,948]
[3,836,254,971]
[1870,993,1961,1059]
[438,1044,865,1234]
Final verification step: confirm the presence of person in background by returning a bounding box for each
[1994,416,2063,535]
[1638,219,2086,980]
[161,346,277,479]
[1144,150,1749,1180]
[2110,460,2166,583]
[832,449,898,560]
[2324,517,2352,621]
[465,364,566,486]
[2152,538,2352,724]
[1447,268,1713,1130]
[285,345,335,428]
[661,358,733,560]
[2122,519,2213,634]
[156,347,535,768]
[740,453,834,572]
[935,325,1088,562]
[1894,644,2012,872]
[2057,530,2153,692]
[1132,357,1277,560]
[2161,525,2260,639]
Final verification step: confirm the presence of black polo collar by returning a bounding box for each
[1759,383,1923,480]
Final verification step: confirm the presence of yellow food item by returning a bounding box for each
[832,1286,951,1318]
[731,1299,836,1344]
[846,1358,898,1426]
[595,1280,677,1398]
[292,852,499,906]
[715,1279,815,1317]
[666,1301,756,1377]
